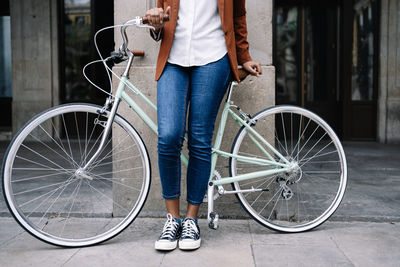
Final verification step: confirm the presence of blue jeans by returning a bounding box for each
[157,54,232,205]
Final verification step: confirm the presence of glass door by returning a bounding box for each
[60,0,114,104]
[275,0,378,140]
[342,0,378,140]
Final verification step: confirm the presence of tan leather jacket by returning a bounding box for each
[152,0,252,82]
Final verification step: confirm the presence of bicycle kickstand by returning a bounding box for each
[207,182,219,230]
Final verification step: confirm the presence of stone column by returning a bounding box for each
[10,0,59,135]
[113,0,275,217]
[378,0,400,144]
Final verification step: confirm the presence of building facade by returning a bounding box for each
[1,0,399,143]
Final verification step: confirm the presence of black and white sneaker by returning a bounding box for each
[155,213,181,251]
[179,217,201,250]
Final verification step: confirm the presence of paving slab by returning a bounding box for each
[161,220,254,267]
[329,222,400,267]
[1,217,400,266]
[249,220,400,267]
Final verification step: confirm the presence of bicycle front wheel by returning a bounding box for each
[2,103,151,247]
[230,105,347,232]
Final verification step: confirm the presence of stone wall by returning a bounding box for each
[113,0,275,217]
[10,0,59,135]
[379,0,400,144]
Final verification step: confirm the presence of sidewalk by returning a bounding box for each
[1,141,400,266]
[0,217,399,267]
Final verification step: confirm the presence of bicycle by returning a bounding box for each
[2,16,347,247]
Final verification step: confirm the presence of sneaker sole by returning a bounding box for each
[155,240,178,251]
[178,239,201,250]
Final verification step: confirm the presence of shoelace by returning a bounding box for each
[160,214,180,240]
[181,219,198,239]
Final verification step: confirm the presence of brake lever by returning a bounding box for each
[137,24,155,31]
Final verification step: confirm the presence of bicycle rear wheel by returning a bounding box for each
[2,103,151,247]
[230,105,347,232]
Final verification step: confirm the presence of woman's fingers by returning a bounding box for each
[255,62,262,75]
[165,6,171,17]
[145,7,170,29]
[243,61,262,77]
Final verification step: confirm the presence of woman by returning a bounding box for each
[144,0,261,251]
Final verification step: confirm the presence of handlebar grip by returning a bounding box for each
[131,50,145,57]
[142,14,170,25]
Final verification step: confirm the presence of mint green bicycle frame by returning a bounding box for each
[111,75,293,188]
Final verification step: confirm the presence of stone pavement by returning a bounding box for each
[0,217,399,267]
[1,141,400,266]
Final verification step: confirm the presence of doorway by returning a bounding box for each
[274,0,378,140]
[60,0,114,105]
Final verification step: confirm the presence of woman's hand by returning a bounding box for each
[243,61,262,77]
[144,6,171,31]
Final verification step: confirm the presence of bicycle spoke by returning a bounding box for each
[82,113,101,165]
[13,179,76,196]
[293,122,320,161]
[297,132,328,164]
[85,179,113,215]
[85,182,130,213]
[60,179,83,236]
[291,116,312,160]
[290,112,293,154]
[299,141,334,168]
[84,112,88,164]
[94,166,143,177]
[257,187,283,215]
[19,144,75,173]
[303,170,340,174]
[83,128,105,165]
[89,143,138,170]
[89,172,142,192]
[280,112,288,155]
[267,190,282,220]
[87,133,135,172]
[274,128,289,157]
[48,121,78,167]
[34,175,76,221]
[61,113,75,163]
[14,155,75,175]
[18,177,76,208]
[28,132,77,169]
[231,106,346,232]
[74,112,84,164]
[11,172,71,183]
[92,155,141,168]
[240,175,274,188]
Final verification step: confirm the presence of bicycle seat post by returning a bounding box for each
[225,81,238,103]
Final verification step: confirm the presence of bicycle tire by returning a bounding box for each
[2,103,151,247]
[230,105,347,232]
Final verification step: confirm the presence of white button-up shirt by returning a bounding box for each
[167,0,228,67]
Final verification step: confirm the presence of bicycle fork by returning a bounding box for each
[75,92,122,178]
